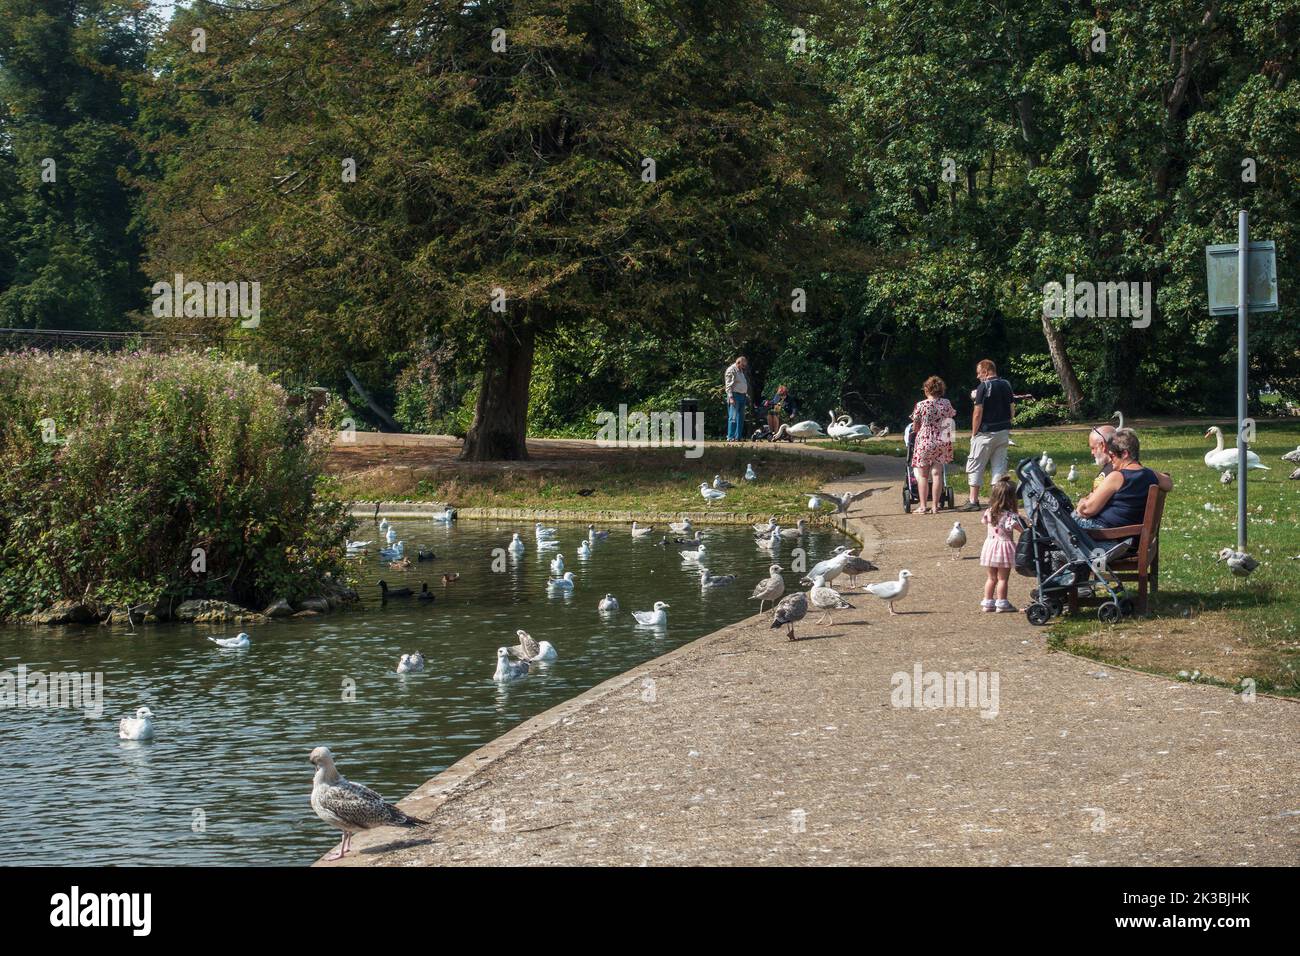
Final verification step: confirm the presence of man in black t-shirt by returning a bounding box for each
[961,358,1015,511]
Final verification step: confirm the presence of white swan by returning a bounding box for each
[632,601,670,627]
[827,411,873,442]
[209,632,250,649]
[775,420,826,442]
[1204,426,1268,471]
[118,706,155,740]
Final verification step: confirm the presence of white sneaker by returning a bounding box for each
[981,599,996,612]
[995,600,1017,613]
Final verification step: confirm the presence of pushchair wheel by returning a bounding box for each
[902,488,912,513]
[1026,603,1052,626]
[1097,601,1122,624]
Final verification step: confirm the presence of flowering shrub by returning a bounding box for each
[0,349,354,619]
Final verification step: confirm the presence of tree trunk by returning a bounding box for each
[459,321,534,461]
[1040,311,1085,414]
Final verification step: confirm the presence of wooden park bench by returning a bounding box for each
[1068,485,1167,615]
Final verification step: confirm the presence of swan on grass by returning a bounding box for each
[1204,426,1268,471]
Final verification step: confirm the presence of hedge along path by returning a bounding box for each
[319,452,1299,866]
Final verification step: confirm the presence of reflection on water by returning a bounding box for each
[0,519,848,865]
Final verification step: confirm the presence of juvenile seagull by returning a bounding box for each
[840,553,880,586]
[309,746,429,860]
[744,463,757,482]
[632,601,670,627]
[587,524,610,540]
[778,519,809,540]
[396,652,425,673]
[669,518,693,535]
[808,575,854,626]
[749,564,785,613]
[752,516,778,534]
[209,632,250,649]
[118,706,155,740]
[1217,548,1259,578]
[754,523,781,542]
[699,568,736,589]
[946,521,967,560]
[493,647,530,682]
[509,629,557,662]
[1282,445,1300,464]
[770,592,809,640]
[631,521,655,538]
[713,475,734,490]
[699,482,726,503]
[598,593,620,612]
[864,569,913,614]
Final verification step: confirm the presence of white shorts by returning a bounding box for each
[966,429,1010,487]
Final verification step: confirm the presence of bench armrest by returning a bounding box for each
[1088,524,1143,539]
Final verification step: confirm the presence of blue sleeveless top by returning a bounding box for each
[1096,467,1159,528]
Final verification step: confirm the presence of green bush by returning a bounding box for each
[1012,397,1072,429]
[0,349,354,619]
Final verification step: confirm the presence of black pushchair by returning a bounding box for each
[1014,457,1135,625]
[901,422,955,512]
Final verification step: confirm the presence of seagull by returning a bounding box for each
[534,522,558,539]
[668,518,693,535]
[754,523,781,542]
[576,540,592,558]
[679,542,707,563]
[778,519,809,539]
[550,553,565,575]
[378,540,404,559]
[752,516,778,534]
[840,552,879,586]
[802,545,853,585]
[118,706,155,740]
[713,475,734,490]
[1038,452,1056,477]
[699,568,736,588]
[699,482,726,503]
[1066,464,1079,483]
[209,632,250,649]
[632,601,670,627]
[587,524,610,540]
[1290,466,1300,480]
[378,580,412,599]
[378,518,389,532]
[1220,469,1235,485]
[396,652,425,673]
[309,746,428,860]
[808,575,853,625]
[945,521,967,560]
[770,592,809,640]
[548,571,576,591]
[864,569,912,614]
[1217,548,1259,577]
[598,593,620,612]
[493,647,530,681]
[345,539,371,553]
[744,463,757,482]
[430,508,456,523]
[508,533,525,555]
[509,629,557,662]
[749,564,785,613]
[385,527,398,545]
[807,489,871,515]
[631,521,655,537]
[1282,445,1300,464]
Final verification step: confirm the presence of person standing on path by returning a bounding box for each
[909,376,956,515]
[724,355,750,443]
[962,358,1015,512]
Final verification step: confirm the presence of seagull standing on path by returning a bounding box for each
[309,746,429,861]
[808,575,854,626]
[770,592,809,640]
[945,522,967,560]
[864,570,912,614]
[802,546,852,586]
[749,564,785,614]
[209,632,250,649]
[840,553,879,586]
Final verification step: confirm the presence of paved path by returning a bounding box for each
[318,454,1299,866]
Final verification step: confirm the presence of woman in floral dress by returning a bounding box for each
[909,376,956,515]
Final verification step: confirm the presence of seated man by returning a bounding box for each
[1088,423,1117,494]
[1073,429,1172,531]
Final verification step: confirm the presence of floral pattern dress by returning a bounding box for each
[910,397,956,468]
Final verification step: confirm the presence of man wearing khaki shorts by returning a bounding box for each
[961,359,1015,511]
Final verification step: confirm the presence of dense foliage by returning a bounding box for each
[0,350,353,619]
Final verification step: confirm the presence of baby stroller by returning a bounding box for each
[1014,457,1135,625]
[902,422,955,513]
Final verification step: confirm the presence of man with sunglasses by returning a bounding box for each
[1088,424,1117,494]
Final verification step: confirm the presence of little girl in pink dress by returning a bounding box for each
[980,476,1020,612]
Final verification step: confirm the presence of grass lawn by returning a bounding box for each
[934,422,1299,697]
[333,444,864,520]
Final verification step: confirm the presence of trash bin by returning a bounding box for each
[679,398,699,444]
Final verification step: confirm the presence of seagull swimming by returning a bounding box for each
[577,540,592,558]
[547,571,575,591]
[209,632,250,649]
[679,542,707,563]
[598,593,620,612]
[509,629,557,662]
[550,553,565,575]
[493,647,530,682]
[751,516,778,534]
[749,564,785,613]
[770,592,809,640]
[534,522,558,539]
[632,601,670,627]
[309,746,428,860]
[118,706,155,740]
[508,533,525,555]
[631,521,655,537]
[668,518,693,535]
[699,482,726,503]
[778,519,808,540]
[699,568,736,589]
[587,524,610,540]
[864,569,913,614]
[397,652,425,673]
[385,526,398,545]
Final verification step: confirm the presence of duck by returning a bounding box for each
[118,706,155,740]
[416,547,436,562]
[378,579,412,599]
[1204,426,1268,471]
[209,632,250,649]
[441,572,460,586]
[388,556,412,570]
[598,593,620,612]
[632,601,670,627]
